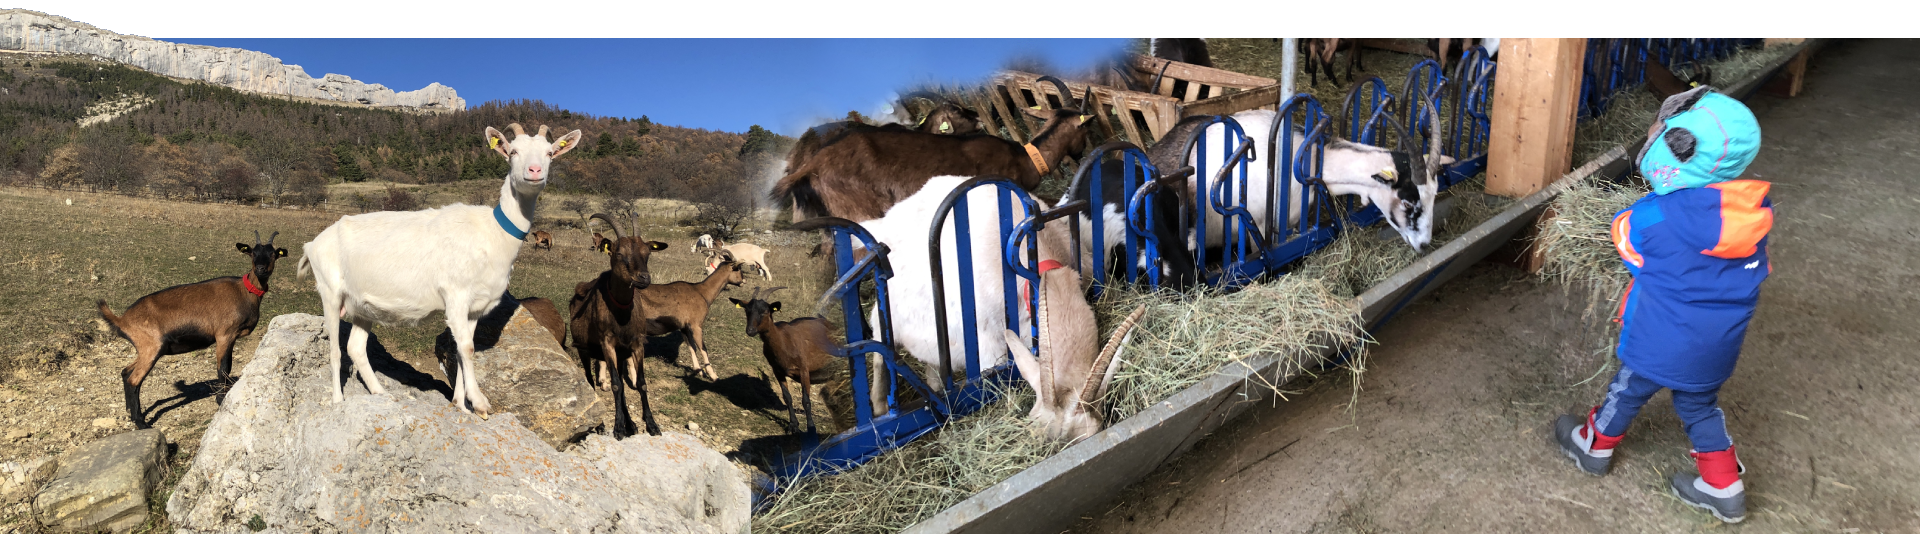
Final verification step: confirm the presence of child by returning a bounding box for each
[1553,85,1772,524]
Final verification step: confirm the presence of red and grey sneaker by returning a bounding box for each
[1670,447,1747,523]
[1553,407,1623,476]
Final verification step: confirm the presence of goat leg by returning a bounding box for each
[347,322,387,396]
[632,341,662,436]
[212,335,237,404]
[801,372,817,435]
[121,360,152,430]
[686,326,718,382]
[607,338,637,438]
[776,374,799,433]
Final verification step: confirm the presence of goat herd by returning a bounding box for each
[94,52,1469,474]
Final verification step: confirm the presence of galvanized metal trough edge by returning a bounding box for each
[905,41,1812,534]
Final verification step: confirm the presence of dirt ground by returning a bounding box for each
[1071,39,1920,534]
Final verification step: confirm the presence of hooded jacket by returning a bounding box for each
[1612,86,1772,392]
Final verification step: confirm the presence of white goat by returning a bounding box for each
[705,242,772,281]
[693,234,713,254]
[859,175,1145,442]
[1185,109,1452,251]
[298,123,583,417]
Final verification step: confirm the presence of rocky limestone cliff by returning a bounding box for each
[0,9,465,111]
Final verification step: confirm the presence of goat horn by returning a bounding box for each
[901,90,949,105]
[267,231,278,245]
[537,125,550,139]
[507,123,526,137]
[1037,274,1053,395]
[588,213,624,241]
[1423,87,1444,185]
[1035,76,1076,110]
[1080,304,1147,407]
[1080,86,1094,113]
[253,230,261,245]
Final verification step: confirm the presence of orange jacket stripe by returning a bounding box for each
[1612,210,1644,268]
[1703,180,1773,259]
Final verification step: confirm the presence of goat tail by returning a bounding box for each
[96,299,129,341]
[771,162,829,222]
[296,255,312,280]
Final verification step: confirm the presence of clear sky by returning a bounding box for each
[161,38,1131,135]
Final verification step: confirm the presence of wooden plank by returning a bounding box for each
[1087,89,1120,145]
[1486,38,1585,199]
[985,82,1027,143]
[1486,38,1584,274]
[1128,55,1276,90]
[1181,84,1283,117]
[969,87,1003,139]
[1763,38,1805,47]
[1762,48,1811,98]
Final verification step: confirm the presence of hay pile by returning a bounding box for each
[1298,177,1514,298]
[1534,177,1649,329]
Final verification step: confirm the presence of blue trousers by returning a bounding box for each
[1592,365,1733,452]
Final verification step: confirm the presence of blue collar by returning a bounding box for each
[493,204,528,240]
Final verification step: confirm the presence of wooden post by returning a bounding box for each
[1485,38,1585,272]
[1763,39,1813,98]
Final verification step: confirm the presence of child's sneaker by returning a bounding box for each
[1554,407,1621,475]
[1670,447,1747,523]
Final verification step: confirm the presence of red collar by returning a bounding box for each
[603,277,634,310]
[242,273,267,297]
[1037,259,1066,275]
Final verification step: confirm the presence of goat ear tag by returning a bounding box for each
[276,248,287,257]
[599,243,611,254]
[235,243,250,253]
[770,302,781,312]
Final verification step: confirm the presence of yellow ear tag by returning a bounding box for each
[939,121,951,133]
[489,137,500,149]
[1381,169,1396,179]
[558,140,568,148]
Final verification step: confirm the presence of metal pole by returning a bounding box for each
[1279,38,1298,107]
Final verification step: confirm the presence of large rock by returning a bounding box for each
[31,429,168,533]
[166,313,750,534]
[0,10,464,111]
[434,298,606,450]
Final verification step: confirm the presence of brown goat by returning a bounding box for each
[97,231,287,429]
[566,213,670,438]
[771,76,1099,223]
[611,259,745,385]
[519,297,566,347]
[780,95,983,223]
[730,287,837,435]
[528,230,553,250]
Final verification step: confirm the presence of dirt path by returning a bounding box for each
[1071,39,1920,533]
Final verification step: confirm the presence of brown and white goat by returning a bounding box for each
[97,231,287,429]
[731,286,838,434]
[772,76,1100,223]
[848,175,1148,443]
[566,213,671,438]
[528,230,553,250]
[702,242,772,281]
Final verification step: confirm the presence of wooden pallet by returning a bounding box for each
[920,71,1185,146]
[1126,55,1276,102]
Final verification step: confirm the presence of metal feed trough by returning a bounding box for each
[765,49,1502,481]
[768,179,1092,483]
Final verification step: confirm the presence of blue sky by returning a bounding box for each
[162,38,1131,135]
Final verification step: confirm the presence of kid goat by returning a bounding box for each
[299,123,582,418]
[98,231,287,429]
[731,286,838,434]
[840,175,1149,443]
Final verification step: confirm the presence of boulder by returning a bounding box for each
[434,298,605,450]
[166,313,750,534]
[0,455,56,504]
[31,429,169,533]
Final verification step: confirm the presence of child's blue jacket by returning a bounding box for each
[1612,88,1772,392]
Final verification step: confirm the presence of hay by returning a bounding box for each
[1297,177,1514,298]
[1534,177,1648,333]
[753,383,1061,533]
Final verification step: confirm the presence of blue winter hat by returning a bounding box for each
[1636,86,1762,195]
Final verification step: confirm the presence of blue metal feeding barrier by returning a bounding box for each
[1066,142,1159,290]
[1183,115,1266,289]
[1400,59,1448,157]
[772,220,949,482]
[1258,94,1342,271]
[1445,46,1497,189]
[926,178,1053,412]
[1338,76,1397,228]
[1583,39,1762,121]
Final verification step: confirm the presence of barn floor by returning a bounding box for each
[1070,39,1920,533]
